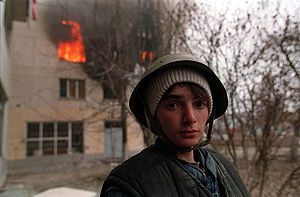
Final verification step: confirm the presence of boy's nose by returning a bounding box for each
[182,104,196,125]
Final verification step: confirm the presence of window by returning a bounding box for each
[26,121,84,157]
[60,79,85,99]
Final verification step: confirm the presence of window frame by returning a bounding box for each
[26,121,83,157]
[59,78,85,99]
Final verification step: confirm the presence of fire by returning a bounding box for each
[142,51,155,63]
[58,20,86,63]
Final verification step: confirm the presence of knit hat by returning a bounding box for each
[145,67,213,118]
[129,53,228,129]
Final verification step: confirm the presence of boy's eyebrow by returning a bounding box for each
[162,94,202,101]
[162,94,182,101]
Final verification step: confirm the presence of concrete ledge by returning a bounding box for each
[7,153,105,175]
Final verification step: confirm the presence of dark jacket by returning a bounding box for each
[100,141,249,197]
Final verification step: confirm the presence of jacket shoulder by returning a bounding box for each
[111,145,166,176]
[207,149,241,175]
[100,145,180,197]
[207,149,250,197]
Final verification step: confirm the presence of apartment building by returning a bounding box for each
[3,0,145,174]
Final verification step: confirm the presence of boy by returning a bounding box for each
[100,53,249,197]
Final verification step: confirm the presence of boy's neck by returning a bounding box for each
[177,150,196,163]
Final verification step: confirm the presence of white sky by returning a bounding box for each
[207,0,300,17]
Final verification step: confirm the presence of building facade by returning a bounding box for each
[3,0,144,174]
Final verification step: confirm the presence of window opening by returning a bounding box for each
[57,140,68,155]
[78,80,85,98]
[27,123,39,138]
[27,141,39,157]
[43,122,54,137]
[59,79,85,99]
[60,79,67,97]
[69,80,76,97]
[57,122,68,137]
[26,121,84,157]
[43,141,54,155]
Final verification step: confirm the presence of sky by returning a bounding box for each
[207,0,300,18]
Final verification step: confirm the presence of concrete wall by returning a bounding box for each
[0,0,10,186]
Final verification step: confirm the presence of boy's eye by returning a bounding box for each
[167,103,178,109]
[195,101,206,108]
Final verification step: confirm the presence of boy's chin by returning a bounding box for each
[176,140,200,148]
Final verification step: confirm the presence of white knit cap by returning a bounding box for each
[145,67,213,117]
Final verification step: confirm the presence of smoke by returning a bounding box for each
[43,0,94,44]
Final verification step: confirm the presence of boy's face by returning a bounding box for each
[156,84,209,148]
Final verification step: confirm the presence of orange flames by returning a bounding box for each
[58,20,86,63]
[142,51,155,63]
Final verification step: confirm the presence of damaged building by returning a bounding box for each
[0,0,167,182]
